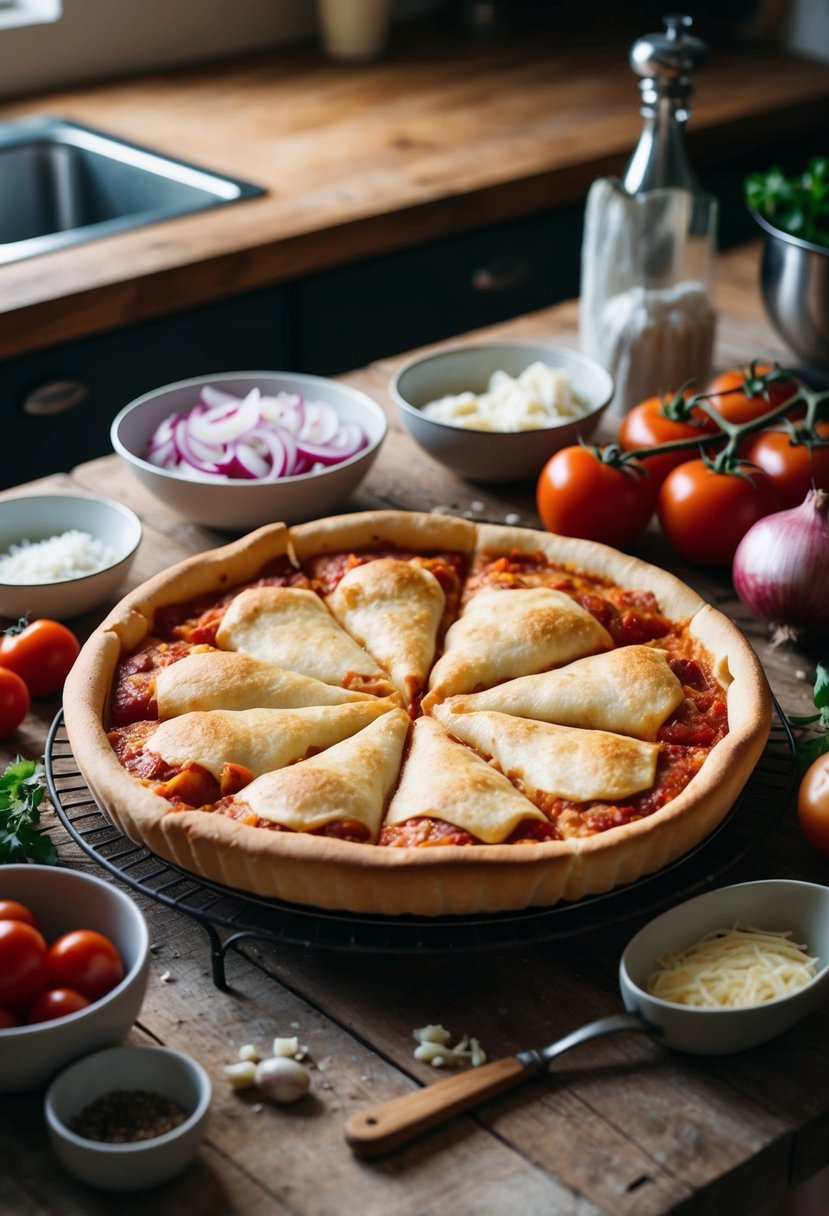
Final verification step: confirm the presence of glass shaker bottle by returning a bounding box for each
[580,15,718,418]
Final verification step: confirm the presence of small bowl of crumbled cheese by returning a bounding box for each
[390,341,614,483]
[0,494,142,621]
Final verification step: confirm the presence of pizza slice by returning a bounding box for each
[156,649,376,718]
[382,717,549,845]
[109,699,392,806]
[214,585,396,697]
[326,558,445,705]
[423,586,613,710]
[219,708,410,842]
[431,704,660,805]
[438,646,685,740]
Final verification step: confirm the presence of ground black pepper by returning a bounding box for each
[70,1090,188,1143]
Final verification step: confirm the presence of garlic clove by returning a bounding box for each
[254,1056,312,1104]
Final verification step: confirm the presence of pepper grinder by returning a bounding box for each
[580,15,719,417]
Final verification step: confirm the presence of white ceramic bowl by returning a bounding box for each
[390,341,614,483]
[0,865,151,1092]
[0,494,142,621]
[45,1045,211,1191]
[619,879,829,1055]
[111,370,388,530]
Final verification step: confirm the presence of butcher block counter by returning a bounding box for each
[1,17,829,363]
[0,242,828,1216]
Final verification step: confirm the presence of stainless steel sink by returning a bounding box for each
[0,116,264,264]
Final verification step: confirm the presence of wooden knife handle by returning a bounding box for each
[344,1055,528,1158]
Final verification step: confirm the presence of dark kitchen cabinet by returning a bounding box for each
[3,284,291,488]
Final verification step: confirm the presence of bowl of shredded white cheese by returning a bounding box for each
[619,879,829,1055]
[0,495,142,621]
[390,342,613,483]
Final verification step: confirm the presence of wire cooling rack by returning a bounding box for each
[46,703,797,989]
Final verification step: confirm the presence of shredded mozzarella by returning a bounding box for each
[420,362,590,432]
[647,923,819,1008]
[0,530,115,584]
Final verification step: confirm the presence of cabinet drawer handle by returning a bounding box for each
[471,257,530,293]
[23,380,89,416]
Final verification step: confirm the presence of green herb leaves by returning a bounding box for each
[745,158,829,249]
[789,663,829,772]
[0,757,55,865]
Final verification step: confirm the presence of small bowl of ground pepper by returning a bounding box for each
[45,1044,211,1191]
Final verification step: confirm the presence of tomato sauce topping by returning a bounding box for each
[153,557,308,644]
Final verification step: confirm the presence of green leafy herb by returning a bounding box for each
[0,756,55,865]
[745,158,829,249]
[788,663,829,772]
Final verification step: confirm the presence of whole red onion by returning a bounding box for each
[732,489,829,642]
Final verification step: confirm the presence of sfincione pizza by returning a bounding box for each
[63,511,772,917]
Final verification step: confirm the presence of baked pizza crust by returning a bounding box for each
[63,511,772,917]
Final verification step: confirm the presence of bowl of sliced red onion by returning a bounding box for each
[111,371,388,530]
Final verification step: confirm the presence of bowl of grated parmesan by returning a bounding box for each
[619,880,829,1055]
[0,494,142,621]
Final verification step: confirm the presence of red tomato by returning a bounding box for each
[618,391,717,484]
[797,753,829,857]
[0,900,38,929]
[27,987,91,1024]
[740,422,829,510]
[0,920,48,1012]
[707,364,799,426]
[0,1008,19,1029]
[657,459,779,565]
[0,667,29,738]
[0,618,80,697]
[47,929,124,1001]
[536,447,658,548]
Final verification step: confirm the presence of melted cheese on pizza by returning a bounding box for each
[424,586,613,708]
[432,705,660,803]
[440,646,684,740]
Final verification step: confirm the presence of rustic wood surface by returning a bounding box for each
[0,243,827,1216]
[1,21,828,360]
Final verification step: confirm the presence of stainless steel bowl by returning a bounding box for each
[754,211,829,370]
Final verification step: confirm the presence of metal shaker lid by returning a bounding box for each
[630,15,708,105]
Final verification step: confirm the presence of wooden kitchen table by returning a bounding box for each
[1,244,827,1216]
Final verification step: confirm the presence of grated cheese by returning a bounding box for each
[420,362,590,433]
[647,923,819,1008]
[0,529,115,584]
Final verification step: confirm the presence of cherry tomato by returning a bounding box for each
[47,929,124,1001]
[0,900,39,929]
[0,619,80,697]
[797,753,829,857]
[618,391,717,485]
[0,667,29,738]
[536,447,658,548]
[27,987,91,1024]
[0,920,48,1012]
[740,422,829,510]
[657,459,779,565]
[707,363,799,426]
[0,1008,19,1029]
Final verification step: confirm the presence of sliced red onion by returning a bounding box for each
[144,383,370,483]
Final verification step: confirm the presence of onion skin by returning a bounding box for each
[732,489,829,642]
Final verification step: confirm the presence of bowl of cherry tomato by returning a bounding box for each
[0,865,150,1093]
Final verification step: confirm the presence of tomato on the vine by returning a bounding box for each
[740,422,829,510]
[0,618,80,697]
[0,668,29,738]
[536,446,658,547]
[0,919,48,1012]
[657,459,779,565]
[618,390,716,484]
[797,753,829,857]
[47,929,124,1001]
[707,363,799,425]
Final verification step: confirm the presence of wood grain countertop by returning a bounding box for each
[1,242,828,1215]
[1,18,829,362]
